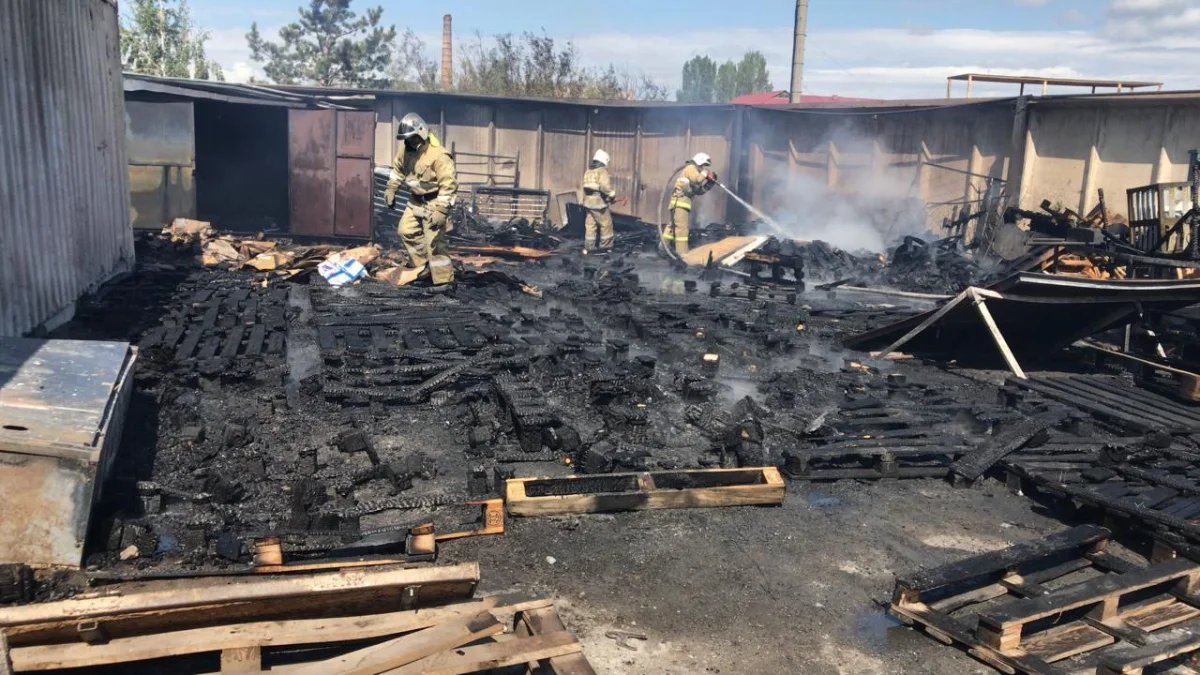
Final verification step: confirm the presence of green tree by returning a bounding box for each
[455,32,665,100]
[389,29,439,91]
[677,55,717,103]
[120,0,223,80]
[714,60,738,103]
[735,50,772,97]
[247,0,396,87]
[681,51,773,102]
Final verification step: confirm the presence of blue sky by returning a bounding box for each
[182,0,1200,98]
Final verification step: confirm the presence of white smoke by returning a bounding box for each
[746,125,932,253]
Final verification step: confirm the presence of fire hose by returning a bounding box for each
[656,163,689,262]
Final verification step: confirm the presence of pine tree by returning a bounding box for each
[247,0,396,87]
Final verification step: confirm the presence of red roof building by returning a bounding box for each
[729,91,877,105]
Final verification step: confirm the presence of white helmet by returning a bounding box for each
[592,149,610,167]
[692,152,712,167]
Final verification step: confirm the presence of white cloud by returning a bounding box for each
[1105,0,1200,40]
[206,3,1199,98]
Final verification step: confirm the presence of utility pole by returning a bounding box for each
[789,0,808,104]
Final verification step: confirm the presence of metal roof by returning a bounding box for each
[123,73,355,109]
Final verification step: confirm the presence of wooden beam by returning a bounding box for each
[506,467,785,517]
[971,291,1026,379]
[515,607,597,675]
[384,631,581,675]
[287,613,502,675]
[876,290,969,357]
[10,593,551,671]
[1,564,480,646]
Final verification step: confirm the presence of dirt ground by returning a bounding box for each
[444,478,1066,675]
[36,240,1112,674]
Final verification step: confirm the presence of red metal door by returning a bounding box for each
[333,111,375,238]
[288,110,336,237]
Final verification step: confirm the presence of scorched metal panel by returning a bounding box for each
[289,109,337,236]
[335,157,373,238]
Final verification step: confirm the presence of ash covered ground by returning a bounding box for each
[48,236,1075,673]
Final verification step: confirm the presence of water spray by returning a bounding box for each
[715,182,788,238]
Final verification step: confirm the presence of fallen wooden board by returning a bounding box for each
[0,563,479,646]
[515,606,597,675]
[506,467,785,516]
[9,592,551,671]
[287,612,502,675]
[949,413,1065,485]
[384,631,582,675]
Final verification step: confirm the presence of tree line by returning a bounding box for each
[120,0,773,102]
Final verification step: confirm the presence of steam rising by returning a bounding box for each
[745,126,931,253]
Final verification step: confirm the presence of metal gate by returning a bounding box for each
[288,109,375,238]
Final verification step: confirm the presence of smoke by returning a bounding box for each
[747,125,931,253]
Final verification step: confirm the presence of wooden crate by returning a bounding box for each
[505,467,785,516]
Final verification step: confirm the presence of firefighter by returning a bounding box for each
[581,149,617,254]
[665,152,718,255]
[383,112,457,284]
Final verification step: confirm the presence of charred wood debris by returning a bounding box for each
[7,208,1200,598]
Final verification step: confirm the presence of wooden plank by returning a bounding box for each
[1014,378,1166,433]
[876,290,969,357]
[505,467,785,517]
[220,646,261,673]
[10,593,551,671]
[979,557,1200,631]
[973,295,1027,379]
[382,631,581,675]
[1021,621,1113,662]
[950,413,1065,483]
[0,564,480,646]
[516,607,597,675]
[893,525,1110,604]
[1058,377,1200,429]
[287,613,502,675]
[1097,622,1200,674]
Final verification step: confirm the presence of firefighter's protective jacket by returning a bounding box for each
[670,162,712,211]
[581,166,616,211]
[384,142,457,205]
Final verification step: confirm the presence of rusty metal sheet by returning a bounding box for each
[289,109,336,236]
[335,157,372,238]
[125,100,194,166]
[337,110,375,159]
[0,338,136,568]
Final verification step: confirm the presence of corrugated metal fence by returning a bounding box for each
[373,95,739,226]
[1,0,133,336]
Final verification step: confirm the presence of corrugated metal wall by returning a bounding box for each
[378,96,738,225]
[1,0,133,336]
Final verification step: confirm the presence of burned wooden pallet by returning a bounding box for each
[891,525,1200,674]
[1009,375,1200,434]
[782,445,968,481]
[1006,459,1200,550]
[505,467,785,516]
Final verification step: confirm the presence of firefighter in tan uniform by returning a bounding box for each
[384,113,457,284]
[665,152,717,255]
[581,150,617,254]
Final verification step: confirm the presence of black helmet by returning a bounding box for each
[397,112,429,142]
